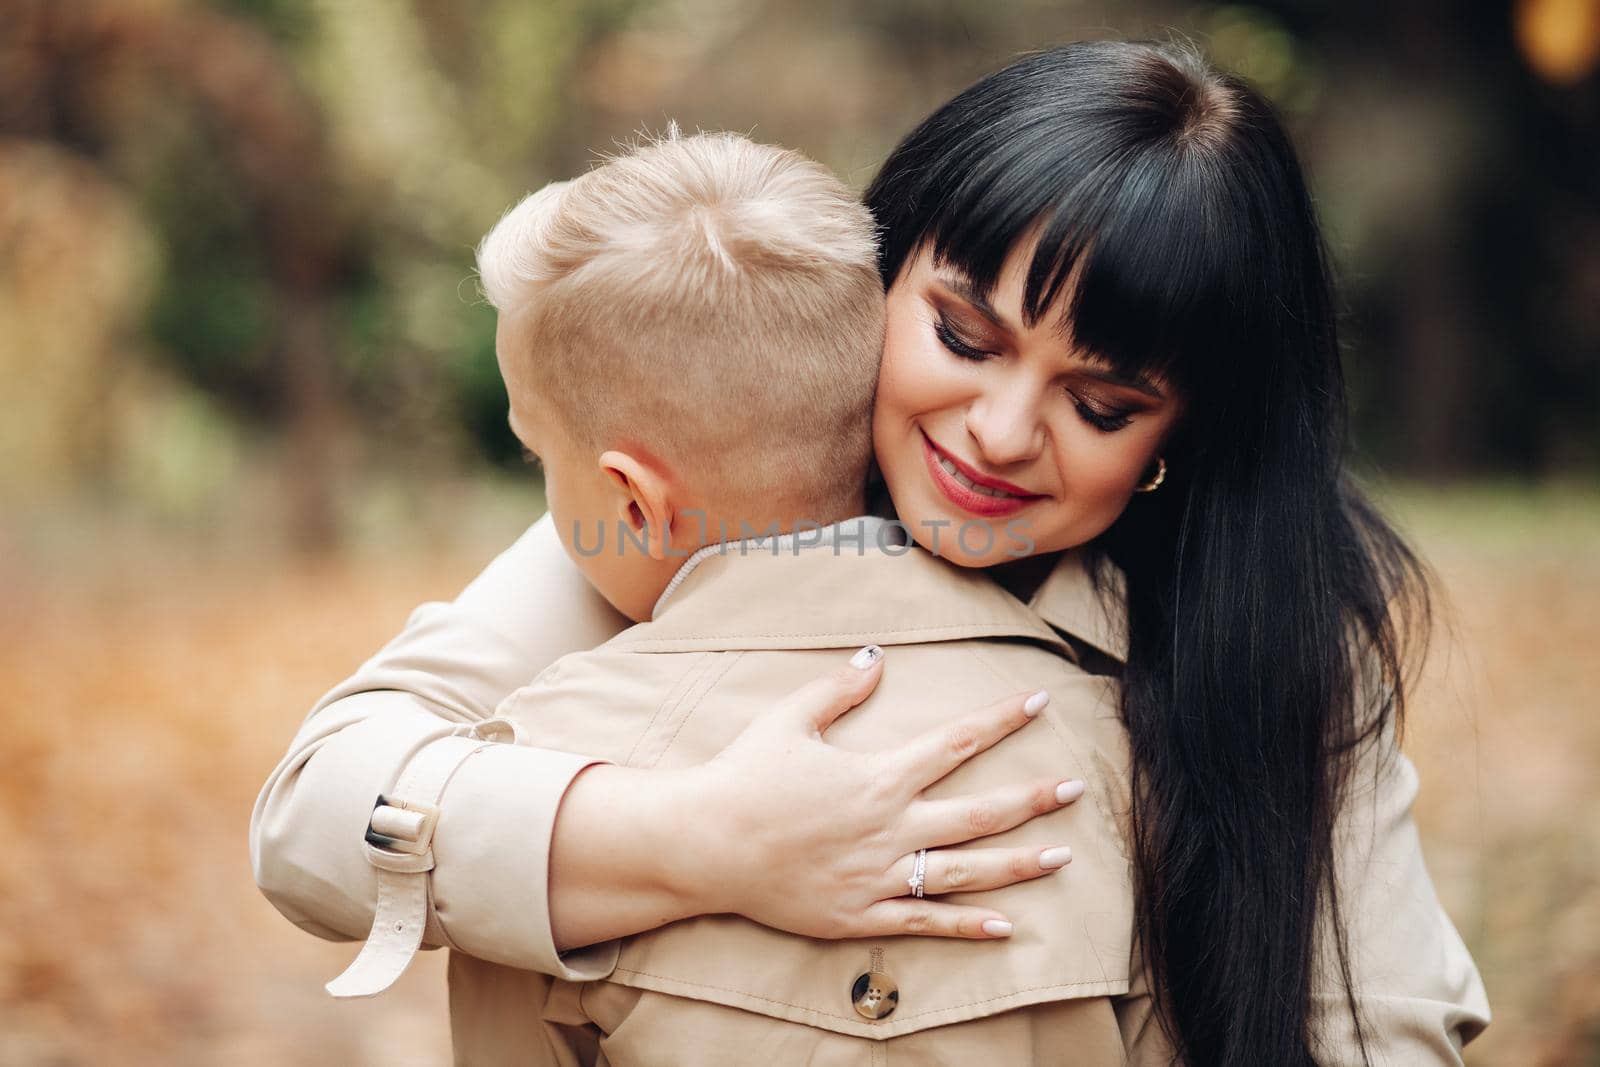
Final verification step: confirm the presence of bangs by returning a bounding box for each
[930,151,1241,394]
[867,44,1256,396]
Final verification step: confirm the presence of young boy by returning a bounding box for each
[341,131,1137,1064]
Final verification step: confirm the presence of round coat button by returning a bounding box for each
[851,970,899,1020]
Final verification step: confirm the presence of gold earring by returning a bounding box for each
[1134,457,1166,493]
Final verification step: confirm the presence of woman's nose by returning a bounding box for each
[965,384,1045,468]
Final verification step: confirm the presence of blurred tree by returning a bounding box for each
[1,0,352,547]
[292,0,643,471]
[1255,0,1600,475]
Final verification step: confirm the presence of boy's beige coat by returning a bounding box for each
[251,514,1491,1065]
[448,528,1138,1064]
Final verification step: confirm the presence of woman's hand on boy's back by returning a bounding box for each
[548,647,1082,949]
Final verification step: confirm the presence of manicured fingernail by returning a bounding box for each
[1023,690,1050,716]
[1039,846,1073,869]
[981,919,1014,937]
[1055,779,1084,804]
[850,644,882,669]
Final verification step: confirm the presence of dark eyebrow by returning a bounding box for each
[506,411,543,466]
[507,410,534,449]
[1078,364,1165,400]
[933,271,1011,331]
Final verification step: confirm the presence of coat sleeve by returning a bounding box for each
[1114,935,1179,1065]
[249,511,633,981]
[1312,715,1491,1064]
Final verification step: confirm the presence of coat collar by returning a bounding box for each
[615,515,1073,657]
[863,470,1131,664]
[1025,548,1129,664]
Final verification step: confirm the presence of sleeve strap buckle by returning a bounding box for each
[364,793,442,858]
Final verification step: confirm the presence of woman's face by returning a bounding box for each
[873,240,1185,568]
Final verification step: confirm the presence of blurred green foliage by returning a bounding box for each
[140,126,276,410]
[1,0,1595,541]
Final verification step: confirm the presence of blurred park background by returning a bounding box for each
[1,0,1597,1063]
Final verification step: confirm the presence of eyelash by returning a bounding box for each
[931,313,1134,433]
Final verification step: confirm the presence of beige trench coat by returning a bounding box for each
[250,513,1490,1064]
[448,520,1138,1064]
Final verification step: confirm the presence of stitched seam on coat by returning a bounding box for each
[608,966,1123,1021]
[621,652,714,768]
[649,651,746,770]
[615,622,1067,647]
[964,645,1125,866]
[426,875,463,953]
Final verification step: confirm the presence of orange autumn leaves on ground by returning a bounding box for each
[0,550,460,1064]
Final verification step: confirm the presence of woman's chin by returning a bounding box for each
[892,507,1037,568]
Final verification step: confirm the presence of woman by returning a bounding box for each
[252,41,1488,1064]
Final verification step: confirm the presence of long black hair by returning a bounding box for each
[865,41,1430,1065]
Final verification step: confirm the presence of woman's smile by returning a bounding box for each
[920,428,1044,517]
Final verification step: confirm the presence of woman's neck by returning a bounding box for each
[987,549,1065,604]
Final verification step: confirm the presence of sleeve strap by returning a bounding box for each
[325,718,520,998]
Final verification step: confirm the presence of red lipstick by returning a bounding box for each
[920,429,1043,518]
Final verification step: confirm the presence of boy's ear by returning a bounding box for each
[598,449,678,561]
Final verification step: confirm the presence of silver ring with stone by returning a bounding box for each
[907,848,928,898]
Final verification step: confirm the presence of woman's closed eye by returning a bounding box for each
[932,311,1135,433]
[932,311,992,361]
[1070,394,1133,433]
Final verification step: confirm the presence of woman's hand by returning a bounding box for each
[547,645,1081,951]
[666,645,1083,941]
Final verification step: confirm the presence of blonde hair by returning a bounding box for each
[476,130,885,516]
